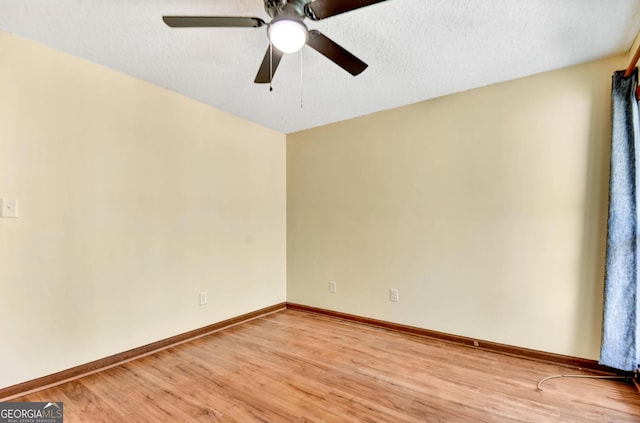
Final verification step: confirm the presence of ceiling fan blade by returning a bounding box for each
[306,0,389,20]
[162,16,266,28]
[306,30,368,76]
[254,46,285,84]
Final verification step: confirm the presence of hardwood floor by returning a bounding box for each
[14,310,640,422]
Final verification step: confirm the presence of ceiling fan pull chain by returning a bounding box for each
[300,48,304,108]
[269,42,273,92]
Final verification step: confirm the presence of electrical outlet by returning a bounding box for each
[199,291,208,306]
[329,281,337,293]
[390,289,399,302]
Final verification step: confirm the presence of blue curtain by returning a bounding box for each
[600,69,640,371]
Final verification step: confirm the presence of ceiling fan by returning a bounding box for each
[162,0,389,84]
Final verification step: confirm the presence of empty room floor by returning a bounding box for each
[14,309,640,422]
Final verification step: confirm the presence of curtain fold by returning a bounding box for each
[600,69,640,371]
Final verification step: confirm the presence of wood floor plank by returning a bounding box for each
[13,309,640,422]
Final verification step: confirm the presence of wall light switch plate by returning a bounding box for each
[390,289,399,302]
[1,199,18,218]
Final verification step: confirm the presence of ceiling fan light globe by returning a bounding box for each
[268,19,307,53]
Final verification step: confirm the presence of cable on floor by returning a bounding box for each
[536,374,631,391]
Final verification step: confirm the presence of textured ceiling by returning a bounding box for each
[1,0,639,133]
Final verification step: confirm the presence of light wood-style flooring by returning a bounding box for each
[15,310,640,422]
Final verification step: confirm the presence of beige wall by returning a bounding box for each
[0,31,286,389]
[287,55,628,360]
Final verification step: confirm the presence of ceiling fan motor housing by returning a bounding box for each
[264,0,312,20]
